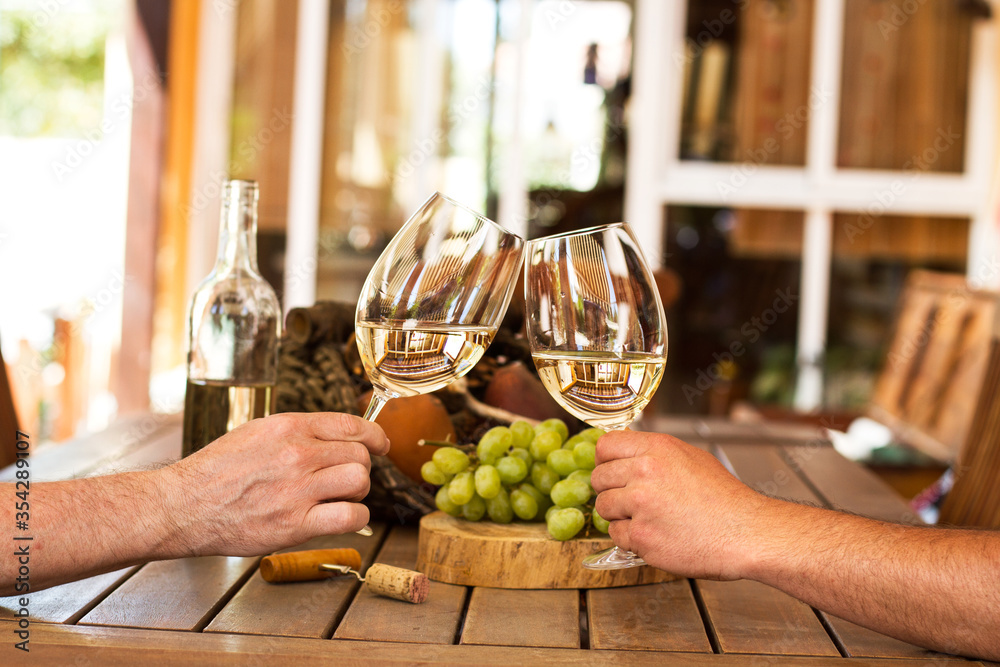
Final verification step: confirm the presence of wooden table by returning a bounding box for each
[0,414,986,665]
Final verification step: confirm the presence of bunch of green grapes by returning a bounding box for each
[420,418,611,541]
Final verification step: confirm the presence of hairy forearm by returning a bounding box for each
[0,472,187,594]
[744,500,1000,660]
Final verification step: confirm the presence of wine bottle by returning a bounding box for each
[182,180,281,456]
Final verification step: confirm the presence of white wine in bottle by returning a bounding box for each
[182,180,280,457]
[182,381,272,456]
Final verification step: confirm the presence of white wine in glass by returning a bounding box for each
[524,222,667,569]
[355,192,525,421]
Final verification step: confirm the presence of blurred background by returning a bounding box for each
[2,0,999,452]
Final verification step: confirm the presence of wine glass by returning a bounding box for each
[523,223,667,570]
[355,192,525,421]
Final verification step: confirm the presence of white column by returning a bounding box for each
[794,0,844,410]
[623,0,678,270]
[284,0,331,312]
[795,208,832,410]
[186,0,237,299]
[495,0,532,240]
[400,0,444,216]
[965,9,1000,287]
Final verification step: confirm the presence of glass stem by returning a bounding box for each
[362,394,388,422]
[357,393,388,538]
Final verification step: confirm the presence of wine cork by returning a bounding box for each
[260,548,362,583]
[363,563,429,604]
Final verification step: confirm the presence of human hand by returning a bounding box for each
[591,430,771,580]
[155,412,390,558]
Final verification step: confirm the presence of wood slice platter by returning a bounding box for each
[416,512,680,589]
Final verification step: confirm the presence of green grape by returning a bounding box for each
[485,487,513,524]
[545,503,584,523]
[544,504,560,523]
[572,441,597,471]
[510,489,539,520]
[547,507,586,541]
[420,460,449,486]
[462,494,486,521]
[546,448,579,477]
[562,434,589,450]
[578,427,605,442]
[517,482,552,509]
[435,486,462,516]
[518,483,551,515]
[477,426,513,465]
[591,508,611,534]
[496,456,528,484]
[529,429,563,461]
[566,469,592,489]
[474,464,502,499]
[510,420,535,449]
[508,447,533,465]
[530,462,560,495]
[550,478,591,508]
[537,418,569,442]
[433,447,470,475]
[448,471,476,505]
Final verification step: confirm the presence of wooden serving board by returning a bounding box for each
[416,512,680,589]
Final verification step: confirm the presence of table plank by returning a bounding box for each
[204,526,387,638]
[0,414,181,483]
[588,581,712,652]
[758,421,832,444]
[94,422,182,473]
[721,442,938,658]
[334,526,466,644]
[460,588,579,649]
[696,579,839,656]
[783,445,920,524]
[79,556,258,631]
[822,614,967,660]
[715,443,822,503]
[0,567,138,624]
[15,620,972,666]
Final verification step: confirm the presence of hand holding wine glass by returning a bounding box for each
[524,223,667,569]
[355,193,525,421]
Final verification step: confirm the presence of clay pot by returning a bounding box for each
[358,391,457,482]
[482,361,573,423]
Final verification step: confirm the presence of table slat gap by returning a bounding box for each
[812,606,849,658]
[193,557,263,633]
[64,566,144,625]
[578,589,589,650]
[689,579,722,654]
[777,445,838,508]
[452,585,472,646]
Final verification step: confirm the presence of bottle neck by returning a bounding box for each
[215,180,259,275]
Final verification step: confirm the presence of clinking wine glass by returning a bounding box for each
[355,192,525,422]
[524,223,668,570]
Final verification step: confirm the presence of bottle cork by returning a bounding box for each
[260,548,362,583]
[363,563,429,604]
